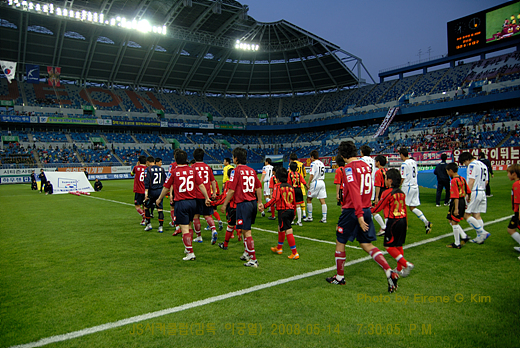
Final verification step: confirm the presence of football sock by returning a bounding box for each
[386,247,408,270]
[213,212,221,221]
[170,209,175,222]
[467,217,484,236]
[302,205,306,218]
[457,225,468,239]
[224,226,234,247]
[373,214,385,229]
[411,208,429,226]
[237,229,242,240]
[277,231,286,249]
[477,218,488,234]
[271,204,276,218]
[193,217,201,237]
[245,236,256,260]
[307,203,313,219]
[158,211,164,226]
[182,232,193,253]
[335,251,346,278]
[296,207,302,223]
[205,215,216,232]
[286,233,297,254]
[369,247,391,271]
[397,246,408,271]
[452,225,460,245]
[136,207,145,218]
[511,232,520,244]
[321,204,327,220]
[145,209,151,223]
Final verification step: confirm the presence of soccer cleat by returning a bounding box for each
[444,202,450,206]
[319,219,327,223]
[144,224,152,231]
[296,222,303,227]
[326,275,345,285]
[182,253,196,261]
[377,229,386,237]
[400,263,414,278]
[446,243,461,249]
[158,226,163,233]
[271,247,283,255]
[193,236,203,243]
[184,248,189,254]
[169,222,175,228]
[425,222,432,234]
[140,219,147,226]
[218,242,227,250]
[211,231,218,245]
[514,246,520,253]
[471,232,490,244]
[204,225,211,231]
[172,229,182,237]
[461,236,471,245]
[261,211,265,217]
[387,270,399,293]
[303,217,313,222]
[240,251,250,261]
[436,204,441,207]
[288,253,299,260]
[218,220,223,231]
[268,216,276,220]
[244,259,258,268]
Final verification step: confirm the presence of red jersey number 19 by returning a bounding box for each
[179,175,194,192]
[360,173,372,195]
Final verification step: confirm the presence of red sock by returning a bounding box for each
[170,210,175,222]
[206,215,216,232]
[182,233,193,253]
[369,247,391,271]
[193,218,201,236]
[136,207,145,218]
[277,231,286,249]
[335,251,346,276]
[386,247,408,271]
[286,233,297,254]
[213,212,221,221]
[245,236,256,260]
[224,226,233,247]
[237,229,242,241]
[271,205,276,218]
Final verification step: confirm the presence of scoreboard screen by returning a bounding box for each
[447,1,520,56]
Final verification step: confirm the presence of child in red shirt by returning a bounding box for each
[506,164,520,255]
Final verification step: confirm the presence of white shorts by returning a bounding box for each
[466,190,487,214]
[308,180,327,200]
[403,185,420,207]
[263,182,271,196]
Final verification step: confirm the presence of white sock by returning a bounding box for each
[477,218,488,234]
[373,214,385,229]
[296,207,302,223]
[457,225,468,239]
[512,232,520,244]
[307,203,313,218]
[321,204,327,220]
[452,225,460,245]
[467,217,483,236]
[412,208,428,226]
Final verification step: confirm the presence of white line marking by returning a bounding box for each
[8,214,510,348]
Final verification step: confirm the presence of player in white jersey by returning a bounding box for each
[360,145,377,201]
[304,150,328,223]
[399,148,432,234]
[260,158,274,217]
[459,152,490,244]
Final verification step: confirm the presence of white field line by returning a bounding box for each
[86,195,359,248]
[8,212,511,348]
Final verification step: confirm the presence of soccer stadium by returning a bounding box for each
[1,0,520,347]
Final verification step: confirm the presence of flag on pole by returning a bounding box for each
[373,107,399,138]
[47,66,61,87]
[26,64,40,84]
[0,60,17,83]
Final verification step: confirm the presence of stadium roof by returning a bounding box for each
[0,0,372,95]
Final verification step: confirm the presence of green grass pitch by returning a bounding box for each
[1,172,519,348]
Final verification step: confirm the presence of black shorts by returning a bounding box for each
[336,208,376,244]
[226,206,237,226]
[447,198,466,223]
[195,198,214,216]
[383,218,407,247]
[508,212,520,230]
[134,192,145,205]
[173,199,196,225]
[278,209,295,231]
[294,187,304,205]
[236,200,257,230]
[146,189,163,210]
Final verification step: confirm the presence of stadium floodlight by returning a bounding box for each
[36,2,41,11]
[110,18,115,26]
[28,2,33,10]
[62,8,67,16]
[42,4,48,13]
[8,0,13,5]
[49,3,53,13]
[56,7,61,15]
[99,13,104,24]
[235,40,259,51]
[93,12,97,22]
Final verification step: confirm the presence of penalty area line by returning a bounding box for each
[9,214,511,348]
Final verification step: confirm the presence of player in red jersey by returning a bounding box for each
[156,150,210,261]
[167,149,181,235]
[216,167,242,249]
[288,161,307,226]
[334,155,345,206]
[326,141,399,293]
[506,164,520,254]
[374,155,389,236]
[221,147,264,268]
[191,149,218,244]
[131,155,147,225]
[266,167,299,259]
[372,169,414,277]
[445,162,471,249]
